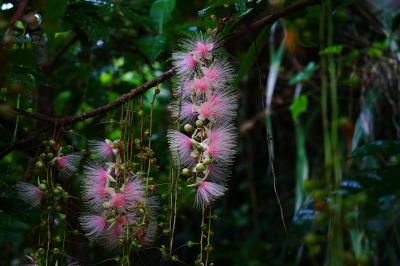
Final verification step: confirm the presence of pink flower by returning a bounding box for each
[172,52,197,77]
[167,130,196,167]
[16,182,43,207]
[56,152,82,178]
[83,184,109,211]
[195,181,227,207]
[192,77,210,93]
[83,164,110,185]
[109,193,125,209]
[88,139,117,161]
[201,60,233,88]
[123,177,145,204]
[198,93,237,122]
[137,219,157,246]
[206,126,236,164]
[194,41,214,59]
[101,216,127,248]
[80,214,107,240]
[207,163,230,184]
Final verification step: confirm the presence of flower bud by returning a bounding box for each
[103,201,110,209]
[203,158,212,165]
[195,163,205,172]
[195,119,203,128]
[48,139,56,146]
[39,183,47,191]
[182,168,191,177]
[35,161,44,169]
[184,124,194,133]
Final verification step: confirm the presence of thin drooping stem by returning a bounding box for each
[12,94,21,142]
[199,206,206,263]
[205,206,212,266]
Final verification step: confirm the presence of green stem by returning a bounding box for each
[13,94,21,142]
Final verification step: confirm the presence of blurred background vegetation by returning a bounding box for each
[1,0,400,265]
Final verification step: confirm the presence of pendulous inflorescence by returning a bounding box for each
[80,139,158,248]
[168,33,237,208]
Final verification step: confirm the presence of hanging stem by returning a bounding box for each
[205,206,212,266]
[199,205,206,264]
[13,93,21,142]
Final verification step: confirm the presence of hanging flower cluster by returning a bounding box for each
[80,139,158,248]
[168,33,237,207]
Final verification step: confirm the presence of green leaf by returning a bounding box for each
[43,0,69,37]
[289,62,316,85]
[350,140,400,158]
[290,95,308,122]
[319,44,344,55]
[137,35,166,61]
[150,0,176,34]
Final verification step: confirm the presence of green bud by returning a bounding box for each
[39,183,47,191]
[53,248,60,254]
[184,124,194,133]
[35,161,44,169]
[203,158,212,165]
[103,202,110,209]
[195,163,205,172]
[182,168,191,177]
[54,235,62,242]
[59,214,66,221]
[48,139,56,146]
[37,248,45,255]
[54,188,60,194]
[47,152,54,159]
[138,110,144,117]
[195,119,203,128]
[39,153,46,159]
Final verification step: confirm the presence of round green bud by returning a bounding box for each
[35,161,44,169]
[59,214,66,221]
[195,163,205,172]
[203,158,212,165]
[39,183,47,191]
[47,152,54,159]
[182,168,191,177]
[38,247,45,255]
[54,235,62,242]
[53,188,60,194]
[195,119,203,128]
[39,153,46,159]
[137,110,144,117]
[102,201,110,209]
[184,124,194,133]
[53,248,60,254]
[48,139,56,146]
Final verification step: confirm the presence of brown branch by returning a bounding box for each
[2,0,320,158]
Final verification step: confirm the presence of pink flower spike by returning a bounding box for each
[80,214,107,240]
[16,182,43,207]
[167,130,196,167]
[195,181,227,207]
[56,152,82,178]
[88,140,115,161]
